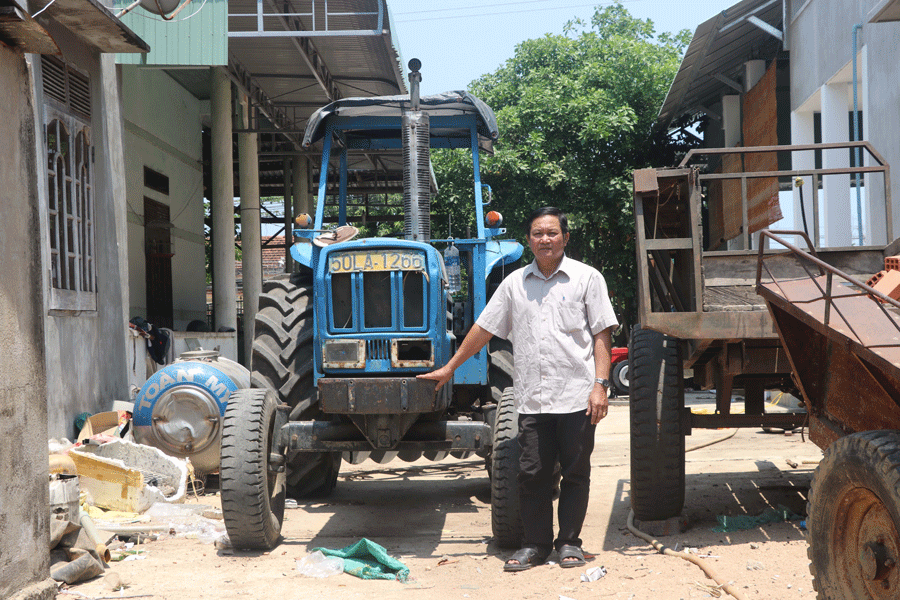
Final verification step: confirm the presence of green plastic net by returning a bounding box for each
[314,538,410,582]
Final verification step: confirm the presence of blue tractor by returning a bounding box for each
[219,61,524,550]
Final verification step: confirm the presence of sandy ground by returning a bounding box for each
[65,394,823,600]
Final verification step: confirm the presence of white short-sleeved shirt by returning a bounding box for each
[476,255,619,414]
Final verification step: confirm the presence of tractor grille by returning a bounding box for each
[367,339,390,360]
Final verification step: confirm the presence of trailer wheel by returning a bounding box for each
[491,388,523,548]
[612,360,629,396]
[252,276,340,498]
[220,388,285,550]
[808,431,900,600]
[629,325,685,521]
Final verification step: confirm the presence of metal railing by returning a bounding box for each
[680,142,893,250]
[756,230,900,351]
[229,0,385,38]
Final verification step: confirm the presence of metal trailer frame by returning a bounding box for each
[632,141,894,429]
[755,230,900,599]
[756,230,900,448]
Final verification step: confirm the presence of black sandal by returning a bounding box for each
[558,544,586,568]
[503,546,550,572]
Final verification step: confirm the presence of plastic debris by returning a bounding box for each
[580,566,607,582]
[711,505,802,532]
[314,538,409,581]
[296,550,345,578]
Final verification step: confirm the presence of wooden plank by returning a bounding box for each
[643,310,776,341]
[645,238,692,251]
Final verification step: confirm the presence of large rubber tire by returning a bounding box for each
[612,360,629,396]
[487,337,515,405]
[629,325,685,521]
[220,388,285,550]
[491,388,523,548]
[808,431,900,600]
[251,275,340,499]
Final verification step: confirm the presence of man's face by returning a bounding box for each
[527,214,569,266]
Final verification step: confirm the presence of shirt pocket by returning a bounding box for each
[556,301,585,333]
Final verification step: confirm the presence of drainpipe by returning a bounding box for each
[852,23,863,245]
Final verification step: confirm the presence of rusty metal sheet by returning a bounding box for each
[633,168,659,194]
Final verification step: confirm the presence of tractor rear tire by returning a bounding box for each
[220,388,285,550]
[491,387,523,548]
[629,325,685,521]
[251,275,340,499]
[808,430,900,600]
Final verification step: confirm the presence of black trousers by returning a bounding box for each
[517,410,596,552]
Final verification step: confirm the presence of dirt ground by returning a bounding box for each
[65,393,823,600]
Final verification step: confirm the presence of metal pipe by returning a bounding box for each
[852,23,863,245]
[78,511,112,563]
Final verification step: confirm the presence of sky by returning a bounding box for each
[388,0,740,95]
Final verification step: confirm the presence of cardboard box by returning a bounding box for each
[77,411,126,441]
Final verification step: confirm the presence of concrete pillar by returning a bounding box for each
[283,158,293,272]
[211,67,237,331]
[722,95,741,147]
[821,82,852,248]
[723,93,743,251]
[791,110,816,248]
[860,46,886,245]
[745,59,766,91]
[238,92,261,367]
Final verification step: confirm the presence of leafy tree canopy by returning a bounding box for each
[431,2,697,331]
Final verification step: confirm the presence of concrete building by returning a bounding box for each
[659,0,900,251]
[0,1,147,597]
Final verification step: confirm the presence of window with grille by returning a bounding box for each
[43,56,95,312]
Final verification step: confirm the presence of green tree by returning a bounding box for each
[431,3,697,332]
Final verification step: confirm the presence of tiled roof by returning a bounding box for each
[235,236,290,280]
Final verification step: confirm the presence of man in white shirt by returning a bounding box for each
[418,207,618,571]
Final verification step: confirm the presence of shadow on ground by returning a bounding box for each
[284,458,491,558]
[603,459,813,556]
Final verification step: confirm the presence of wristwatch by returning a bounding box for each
[595,378,611,390]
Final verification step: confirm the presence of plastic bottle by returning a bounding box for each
[443,242,461,294]
[296,550,344,578]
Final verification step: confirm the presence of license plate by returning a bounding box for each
[328,251,425,274]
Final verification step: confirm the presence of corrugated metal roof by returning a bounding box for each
[227,0,405,116]
[657,0,783,128]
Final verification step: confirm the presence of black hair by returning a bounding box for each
[525,206,568,235]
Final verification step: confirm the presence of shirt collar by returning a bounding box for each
[525,255,570,280]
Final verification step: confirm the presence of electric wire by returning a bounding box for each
[395,0,643,23]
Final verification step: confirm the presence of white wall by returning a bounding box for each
[122,66,207,330]
[789,0,900,246]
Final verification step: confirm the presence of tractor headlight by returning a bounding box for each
[323,339,366,368]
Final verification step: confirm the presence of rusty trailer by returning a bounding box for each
[629,142,894,523]
[756,230,900,599]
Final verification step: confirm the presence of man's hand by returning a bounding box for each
[586,385,609,425]
[417,366,453,391]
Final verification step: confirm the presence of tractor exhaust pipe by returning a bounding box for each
[403,58,430,242]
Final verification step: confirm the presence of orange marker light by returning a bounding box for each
[485,211,503,227]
